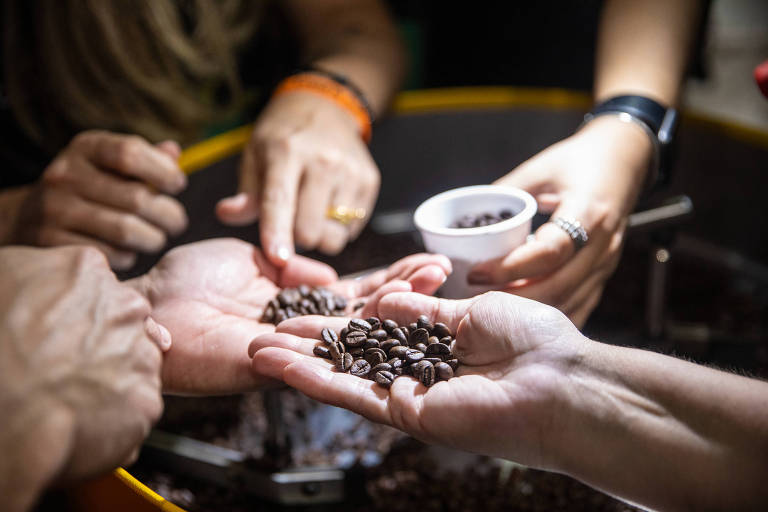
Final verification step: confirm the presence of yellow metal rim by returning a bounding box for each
[178,87,768,175]
[114,468,187,512]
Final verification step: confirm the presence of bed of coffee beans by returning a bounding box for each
[261,286,348,324]
[314,315,459,388]
[449,209,516,228]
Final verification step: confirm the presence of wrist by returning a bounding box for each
[0,399,75,512]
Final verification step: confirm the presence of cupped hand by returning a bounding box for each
[130,238,451,395]
[250,291,585,469]
[10,131,188,269]
[469,116,653,327]
[216,92,380,265]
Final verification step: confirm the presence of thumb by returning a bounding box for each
[377,292,476,335]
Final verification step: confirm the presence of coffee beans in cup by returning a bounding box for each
[449,209,516,228]
[315,315,459,389]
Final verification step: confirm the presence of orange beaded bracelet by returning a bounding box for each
[272,72,372,143]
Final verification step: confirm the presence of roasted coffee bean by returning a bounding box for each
[336,352,354,372]
[298,284,311,297]
[323,297,336,312]
[428,336,440,345]
[380,339,401,353]
[370,329,388,341]
[340,327,349,340]
[366,317,381,331]
[445,358,459,370]
[313,345,331,360]
[391,328,408,345]
[275,310,287,324]
[371,363,393,374]
[432,322,452,338]
[310,289,323,303]
[321,328,339,345]
[328,341,345,360]
[425,342,451,357]
[348,318,372,333]
[353,301,365,311]
[417,314,433,332]
[409,328,429,346]
[420,363,436,387]
[388,345,409,360]
[399,325,409,338]
[382,319,398,333]
[336,296,347,310]
[374,371,395,388]
[435,362,454,380]
[404,348,425,364]
[277,289,294,307]
[285,307,298,318]
[411,360,433,381]
[408,322,418,332]
[363,338,381,350]
[413,343,427,353]
[350,359,371,377]
[348,347,365,358]
[424,357,443,365]
[345,330,367,348]
[439,336,453,346]
[262,305,275,323]
[364,348,387,366]
[387,358,404,374]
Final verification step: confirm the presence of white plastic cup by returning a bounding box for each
[413,185,537,298]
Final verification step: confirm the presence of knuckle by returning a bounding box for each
[42,160,71,185]
[126,184,151,212]
[74,245,110,271]
[115,137,145,169]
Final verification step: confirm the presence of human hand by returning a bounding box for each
[10,131,188,270]
[0,246,164,512]
[216,92,380,265]
[130,238,450,395]
[250,291,585,469]
[468,116,653,327]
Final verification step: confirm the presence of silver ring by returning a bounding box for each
[551,216,588,249]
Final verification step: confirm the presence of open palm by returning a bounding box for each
[129,238,451,394]
[249,291,583,470]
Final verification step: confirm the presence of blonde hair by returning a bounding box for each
[3,0,262,151]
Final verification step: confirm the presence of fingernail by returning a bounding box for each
[467,271,492,285]
[275,245,291,262]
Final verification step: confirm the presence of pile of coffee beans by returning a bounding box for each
[449,209,516,228]
[261,286,348,324]
[313,315,459,388]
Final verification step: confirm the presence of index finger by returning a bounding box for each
[259,150,303,266]
[72,131,186,194]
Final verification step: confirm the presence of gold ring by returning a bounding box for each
[326,205,366,225]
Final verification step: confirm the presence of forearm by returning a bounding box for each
[595,0,701,105]
[554,341,768,510]
[0,185,32,244]
[284,0,406,116]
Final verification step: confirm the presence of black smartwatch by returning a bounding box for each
[583,95,679,192]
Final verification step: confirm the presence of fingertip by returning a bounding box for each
[216,193,259,225]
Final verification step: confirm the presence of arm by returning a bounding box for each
[483,0,702,326]
[557,341,768,511]
[217,0,406,263]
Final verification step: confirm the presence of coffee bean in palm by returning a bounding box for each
[348,318,372,334]
[328,341,345,360]
[374,370,395,388]
[424,357,443,365]
[364,348,387,366]
[336,352,354,372]
[348,347,364,358]
[405,348,425,364]
[370,329,388,341]
[382,319,398,333]
[408,322,418,332]
[439,336,453,346]
[388,345,409,360]
[345,330,367,348]
[350,359,371,377]
[363,338,380,350]
[432,322,452,338]
[445,358,459,371]
[275,310,287,323]
[321,328,338,345]
[417,315,433,331]
[371,362,393,374]
[391,328,408,345]
[313,345,331,360]
[410,328,429,346]
[434,362,454,380]
[413,343,427,353]
[366,317,381,331]
[411,360,432,381]
[426,342,451,358]
[428,336,440,345]
[298,284,310,297]
[380,339,401,353]
[420,364,436,387]
[387,358,404,375]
